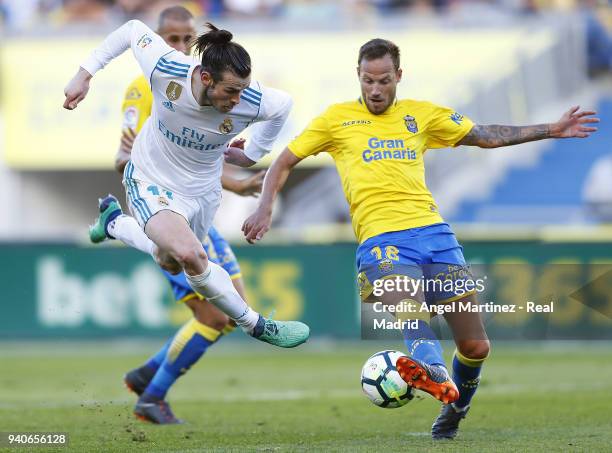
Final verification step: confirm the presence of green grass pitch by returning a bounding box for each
[1,341,611,452]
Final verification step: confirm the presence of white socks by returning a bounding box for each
[107,215,156,257]
[186,261,260,333]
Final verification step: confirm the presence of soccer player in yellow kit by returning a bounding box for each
[95,6,264,424]
[243,38,599,439]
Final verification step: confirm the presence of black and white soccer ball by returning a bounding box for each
[361,350,415,408]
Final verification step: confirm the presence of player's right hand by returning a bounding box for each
[63,67,92,110]
[242,208,272,244]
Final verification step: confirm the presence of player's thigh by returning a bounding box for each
[422,232,490,357]
[145,210,199,254]
[184,296,230,331]
[123,169,202,259]
[356,232,431,324]
[356,230,423,303]
[147,211,208,274]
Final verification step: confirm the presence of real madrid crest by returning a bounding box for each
[166,82,183,101]
[219,117,234,134]
[404,115,418,134]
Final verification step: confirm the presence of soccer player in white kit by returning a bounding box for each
[63,20,310,348]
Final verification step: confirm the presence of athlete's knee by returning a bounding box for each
[457,339,490,360]
[160,261,182,274]
[154,250,182,274]
[173,244,208,271]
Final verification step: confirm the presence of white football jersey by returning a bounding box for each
[81,20,292,197]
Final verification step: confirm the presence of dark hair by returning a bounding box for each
[158,5,194,29]
[358,38,400,70]
[193,23,251,82]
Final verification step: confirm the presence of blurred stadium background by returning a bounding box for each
[1,0,611,450]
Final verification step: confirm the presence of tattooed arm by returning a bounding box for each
[457,106,599,148]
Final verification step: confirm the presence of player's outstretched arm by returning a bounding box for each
[242,148,301,243]
[457,106,599,148]
[63,20,172,111]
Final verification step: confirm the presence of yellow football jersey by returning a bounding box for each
[288,98,474,243]
[121,75,153,134]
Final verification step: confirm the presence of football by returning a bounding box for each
[360,350,415,408]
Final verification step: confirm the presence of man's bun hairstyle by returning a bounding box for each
[194,23,251,82]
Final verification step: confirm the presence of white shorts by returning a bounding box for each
[123,160,221,240]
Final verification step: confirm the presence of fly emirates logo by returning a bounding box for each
[158,120,224,151]
[362,137,416,163]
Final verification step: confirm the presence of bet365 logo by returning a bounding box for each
[36,257,170,328]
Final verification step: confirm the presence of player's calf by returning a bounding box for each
[186,297,230,332]
[450,344,489,413]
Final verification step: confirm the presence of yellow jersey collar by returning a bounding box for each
[358,97,399,115]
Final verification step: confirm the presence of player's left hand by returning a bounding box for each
[242,208,272,244]
[550,106,599,138]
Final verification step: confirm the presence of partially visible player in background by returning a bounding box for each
[91,6,264,425]
[243,38,599,440]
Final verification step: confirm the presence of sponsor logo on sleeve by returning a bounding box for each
[450,112,464,125]
[123,106,139,129]
[137,34,153,49]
